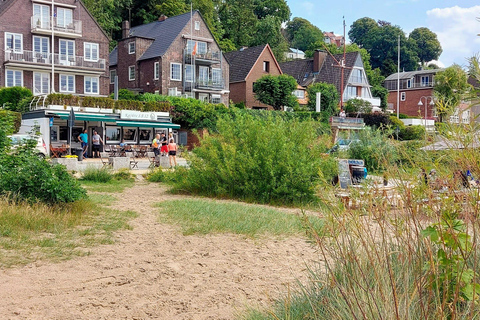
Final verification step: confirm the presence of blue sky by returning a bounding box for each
[285,0,480,68]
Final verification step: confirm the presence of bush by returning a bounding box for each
[168,112,334,205]
[0,110,21,134]
[81,167,113,183]
[0,87,33,112]
[144,168,167,182]
[112,168,135,181]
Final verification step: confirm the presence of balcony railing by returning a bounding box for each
[185,50,222,64]
[31,16,82,36]
[4,50,106,70]
[330,117,364,125]
[195,79,225,90]
[384,81,435,91]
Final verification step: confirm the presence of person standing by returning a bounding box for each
[168,138,177,167]
[160,133,168,157]
[78,129,88,158]
[152,133,161,156]
[91,130,104,158]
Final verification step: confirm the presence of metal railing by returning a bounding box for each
[330,117,364,124]
[5,49,106,70]
[31,16,82,36]
[185,50,222,64]
[384,81,435,90]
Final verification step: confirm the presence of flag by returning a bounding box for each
[192,42,197,56]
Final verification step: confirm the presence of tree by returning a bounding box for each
[253,0,290,22]
[217,0,257,47]
[434,64,472,121]
[250,15,288,62]
[253,74,298,110]
[306,82,339,116]
[285,17,324,53]
[344,98,372,113]
[409,27,442,67]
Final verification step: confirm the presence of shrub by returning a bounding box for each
[344,98,372,113]
[144,167,167,182]
[0,110,21,134]
[82,97,115,109]
[45,93,79,106]
[169,112,333,205]
[0,87,33,112]
[114,99,143,111]
[113,168,135,181]
[81,167,113,183]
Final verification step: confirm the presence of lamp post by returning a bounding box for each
[418,96,435,141]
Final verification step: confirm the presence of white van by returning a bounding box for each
[8,134,48,158]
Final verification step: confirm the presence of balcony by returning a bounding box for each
[384,81,435,91]
[185,50,222,65]
[31,16,82,38]
[4,50,106,74]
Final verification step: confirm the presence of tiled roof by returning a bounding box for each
[385,68,445,81]
[109,47,118,66]
[279,51,359,93]
[0,0,15,17]
[224,45,267,83]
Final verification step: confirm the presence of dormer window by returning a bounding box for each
[129,42,135,54]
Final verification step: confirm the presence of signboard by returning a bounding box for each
[49,117,53,127]
[120,110,157,121]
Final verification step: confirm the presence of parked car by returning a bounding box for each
[8,134,48,158]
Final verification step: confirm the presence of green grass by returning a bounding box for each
[156,199,325,238]
[80,179,135,193]
[0,198,137,267]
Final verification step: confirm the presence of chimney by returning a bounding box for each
[313,50,327,73]
[122,20,130,39]
[158,15,168,22]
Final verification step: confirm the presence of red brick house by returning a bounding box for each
[224,44,282,109]
[0,0,109,96]
[109,11,229,105]
[384,69,444,118]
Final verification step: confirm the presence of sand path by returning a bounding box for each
[0,180,320,319]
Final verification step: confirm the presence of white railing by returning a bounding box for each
[31,16,82,36]
[5,49,106,70]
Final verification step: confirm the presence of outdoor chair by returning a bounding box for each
[129,149,139,169]
[146,151,158,168]
[104,145,113,156]
[50,145,60,158]
[100,152,112,168]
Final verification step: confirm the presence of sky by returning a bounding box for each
[285,0,480,68]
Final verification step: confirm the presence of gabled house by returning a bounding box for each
[280,50,381,108]
[224,44,282,109]
[384,69,444,118]
[0,0,110,96]
[109,11,229,105]
[285,48,305,60]
[323,32,344,48]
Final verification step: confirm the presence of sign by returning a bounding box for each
[49,117,53,127]
[67,108,75,128]
[120,110,157,121]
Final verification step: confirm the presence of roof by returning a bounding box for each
[385,68,445,81]
[0,0,16,17]
[109,47,118,66]
[110,11,194,64]
[279,51,360,93]
[288,48,304,54]
[224,44,279,83]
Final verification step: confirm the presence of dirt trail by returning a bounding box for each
[0,180,320,320]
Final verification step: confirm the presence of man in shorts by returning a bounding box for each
[152,134,161,156]
[160,133,168,156]
[91,130,104,158]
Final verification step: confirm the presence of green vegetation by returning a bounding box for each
[306,82,340,116]
[0,110,21,134]
[0,86,33,113]
[253,74,299,110]
[80,167,135,192]
[156,199,324,238]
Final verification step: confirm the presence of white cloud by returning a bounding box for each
[427,5,480,67]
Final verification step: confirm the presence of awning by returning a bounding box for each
[48,111,117,122]
[116,120,180,129]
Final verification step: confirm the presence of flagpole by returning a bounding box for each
[397,35,400,119]
[51,0,55,93]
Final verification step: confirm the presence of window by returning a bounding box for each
[33,4,49,29]
[199,93,209,102]
[60,74,75,93]
[168,87,178,96]
[128,65,135,81]
[5,69,22,87]
[154,62,160,80]
[344,86,357,99]
[293,90,305,99]
[401,92,406,101]
[154,90,160,95]
[5,33,22,52]
[421,76,429,87]
[60,126,82,142]
[170,63,181,81]
[84,76,99,94]
[212,68,221,85]
[139,129,152,142]
[59,39,75,64]
[128,42,135,54]
[195,21,200,30]
[56,8,73,28]
[110,69,116,84]
[351,68,364,83]
[185,64,193,82]
[84,42,99,61]
[407,78,414,88]
[263,61,270,72]
[105,126,120,142]
[33,36,49,59]
[212,94,221,104]
[33,72,49,95]
[122,128,137,142]
[198,66,208,84]
[186,40,207,54]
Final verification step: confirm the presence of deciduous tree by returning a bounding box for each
[409,27,442,67]
[253,74,298,110]
[306,82,339,116]
[285,17,323,53]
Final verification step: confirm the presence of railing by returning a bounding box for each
[195,79,225,90]
[384,81,435,90]
[330,117,364,124]
[185,50,222,64]
[31,16,82,36]
[4,49,106,70]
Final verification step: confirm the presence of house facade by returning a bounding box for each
[280,50,381,109]
[224,44,282,109]
[0,0,109,96]
[384,69,444,118]
[109,11,229,105]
